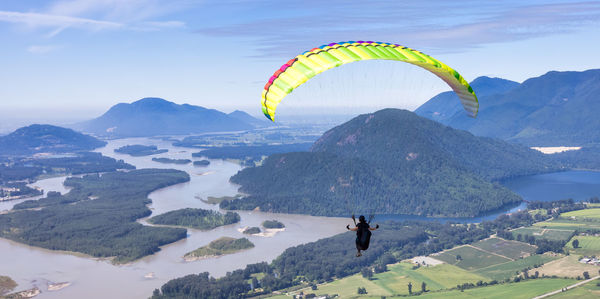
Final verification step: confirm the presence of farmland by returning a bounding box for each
[511,226,575,241]
[530,255,600,278]
[548,279,600,299]
[561,208,600,220]
[565,235,600,255]
[472,237,537,259]
[433,245,511,271]
[473,254,559,281]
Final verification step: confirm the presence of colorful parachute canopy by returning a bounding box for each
[261,41,478,121]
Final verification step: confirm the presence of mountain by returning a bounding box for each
[415,76,519,123]
[74,98,265,137]
[228,110,271,128]
[0,124,106,156]
[416,70,600,146]
[223,109,557,217]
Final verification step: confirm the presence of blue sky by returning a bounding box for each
[1,0,599,121]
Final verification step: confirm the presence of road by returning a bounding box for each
[532,275,600,299]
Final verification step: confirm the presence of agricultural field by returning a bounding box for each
[511,226,575,241]
[530,255,600,278]
[548,279,600,299]
[433,245,511,271]
[533,219,600,231]
[414,278,575,299]
[472,237,536,259]
[473,254,559,281]
[561,208,600,220]
[565,235,600,255]
[282,262,487,298]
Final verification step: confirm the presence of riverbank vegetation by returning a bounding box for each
[114,145,168,156]
[184,237,254,260]
[0,169,190,263]
[262,220,285,229]
[0,152,134,184]
[193,160,210,166]
[151,157,191,164]
[148,208,240,230]
[0,276,17,296]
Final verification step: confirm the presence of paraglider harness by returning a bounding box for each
[353,214,374,250]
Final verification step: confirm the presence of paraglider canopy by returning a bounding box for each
[261,41,478,121]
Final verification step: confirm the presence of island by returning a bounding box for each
[262,220,285,229]
[0,275,17,296]
[0,169,190,263]
[152,157,192,165]
[201,195,242,205]
[193,160,210,167]
[114,144,168,157]
[0,182,42,202]
[183,237,254,261]
[148,208,240,230]
[243,227,261,234]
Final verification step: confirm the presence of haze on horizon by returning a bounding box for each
[1,0,600,131]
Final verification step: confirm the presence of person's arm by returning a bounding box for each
[346,224,358,231]
[369,224,380,231]
[351,214,357,226]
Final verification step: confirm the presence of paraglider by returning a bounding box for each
[261,41,479,121]
[347,215,379,257]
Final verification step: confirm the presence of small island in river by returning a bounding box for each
[148,208,240,230]
[114,144,168,156]
[152,157,192,165]
[184,237,254,261]
[262,220,285,229]
[0,275,17,296]
[242,227,261,234]
[193,160,210,167]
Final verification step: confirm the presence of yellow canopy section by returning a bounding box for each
[261,41,478,121]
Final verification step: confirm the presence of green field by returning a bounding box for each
[565,235,600,255]
[512,226,575,241]
[473,254,559,280]
[433,246,511,270]
[472,238,536,259]
[414,278,575,299]
[286,262,487,298]
[548,279,600,299]
[533,219,600,231]
[562,208,600,220]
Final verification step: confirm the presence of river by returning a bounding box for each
[1,139,600,298]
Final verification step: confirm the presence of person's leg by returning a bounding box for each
[355,242,362,257]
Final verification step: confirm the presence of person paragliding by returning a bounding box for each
[346,214,379,257]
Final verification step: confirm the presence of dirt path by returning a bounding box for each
[532,275,600,299]
[465,244,514,261]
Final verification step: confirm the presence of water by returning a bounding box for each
[0,138,347,299]
[2,138,600,298]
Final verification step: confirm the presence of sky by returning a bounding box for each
[1,0,599,125]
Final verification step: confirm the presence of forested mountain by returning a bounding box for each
[74,98,264,137]
[416,69,600,146]
[224,109,557,217]
[415,76,519,123]
[0,124,106,156]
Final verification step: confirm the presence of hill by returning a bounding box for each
[417,69,600,146]
[0,124,106,156]
[228,110,271,128]
[74,98,264,137]
[224,109,557,217]
[415,76,519,123]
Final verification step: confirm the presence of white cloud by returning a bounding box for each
[0,11,122,30]
[27,45,61,54]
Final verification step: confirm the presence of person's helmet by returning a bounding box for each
[359,215,366,222]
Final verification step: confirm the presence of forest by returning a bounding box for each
[0,152,134,184]
[114,144,168,156]
[152,210,541,298]
[148,208,240,230]
[0,169,190,263]
[225,110,559,217]
[151,157,192,164]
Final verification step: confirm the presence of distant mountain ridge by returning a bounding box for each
[74,98,265,137]
[223,109,557,217]
[416,69,600,146]
[0,124,106,156]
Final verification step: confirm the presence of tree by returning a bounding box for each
[583,271,590,279]
[408,282,412,294]
[572,239,579,248]
[421,281,427,293]
[361,267,373,280]
[357,287,367,294]
[456,254,462,261]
